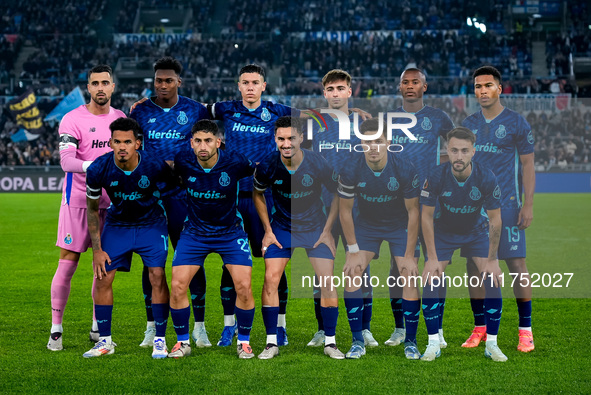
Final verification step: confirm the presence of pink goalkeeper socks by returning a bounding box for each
[50,259,78,325]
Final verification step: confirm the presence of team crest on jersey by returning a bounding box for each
[412,174,420,188]
[302,174,313,187]
[138,175,150,188]
[493,185,501,200]
[469,186,481,201]
[64,233,73,245]
[219,172,230,187]
[473,129,478,134]
[89,127,96,133]
[495,125,506,139]
[387,177,399,191]
[527,130,534,144]
[177,111,188,125]
[261,108,271,122]
[421,117,432,130]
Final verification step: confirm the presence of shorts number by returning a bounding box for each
[161,235,169,251]
[237,238,250,253]
[505,226,520,243]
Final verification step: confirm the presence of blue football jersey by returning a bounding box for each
[461,108,534,209]
[420,161,501,235]
[210,100,300,191]
[391,105,454,181]
[86,151,171,226]
[338,151,420,230]
[130,96,209,198]
[174,149,254,236]
[131,96,209,160]
[253,149,337,233]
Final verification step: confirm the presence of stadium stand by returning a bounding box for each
[1,0,590,169]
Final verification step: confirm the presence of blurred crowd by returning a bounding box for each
[1,0,590,169]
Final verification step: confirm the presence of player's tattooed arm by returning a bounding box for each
[86,197,110,280]
[518,152,535,229]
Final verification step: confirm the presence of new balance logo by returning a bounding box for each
[510,245,518,251]
[188,177,196,182]
[442,191,452,197]
[148,118,156,123]
[274,180,283,185]
[233,113,241,118]
[110,181,118,187]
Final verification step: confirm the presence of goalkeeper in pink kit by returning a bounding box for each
[47,65,126,351]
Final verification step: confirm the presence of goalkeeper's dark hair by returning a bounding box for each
[88,65,113,81]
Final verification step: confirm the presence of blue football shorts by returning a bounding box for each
[264,225,334,260]
[238,190,273,258]
[497,208,527,260]
[172,228,253,267]
[433,230,490,262]
[102,217,169,272]
[356,222,421,259]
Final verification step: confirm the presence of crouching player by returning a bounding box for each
[420,127,506,362]
[84,118,172,358]
[254,116,343,360]
[168,120,256,359]
[338,118,421,359]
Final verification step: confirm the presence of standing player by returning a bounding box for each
[254,116,343,360]
[338,118,421,359]
[420,127,506,362]
[385,68,455,348]
[48,65,125,351]
[130,57,211,349]
[208,64,299,346]
[83,118,172,359]
[461,66,535,352]
[168,120,256,359]
[307,69,379,348]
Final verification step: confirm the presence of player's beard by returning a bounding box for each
[453,160,470,173]
[92,94,110,106]
[198,150,216,162]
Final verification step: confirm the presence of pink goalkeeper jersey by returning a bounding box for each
[59,104,126,209]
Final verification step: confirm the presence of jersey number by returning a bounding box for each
[504,226,520,243]
[237,238,250,253]
[161,235,169,251]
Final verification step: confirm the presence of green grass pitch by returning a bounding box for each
[0,193,589,393]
